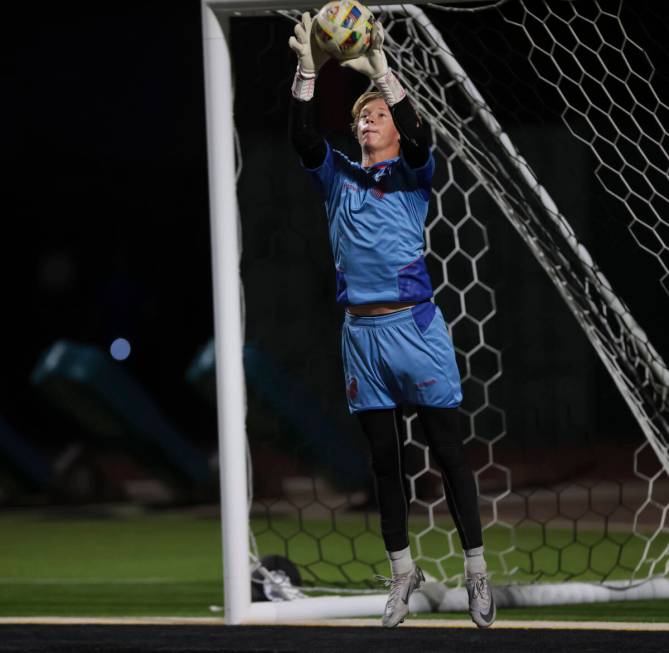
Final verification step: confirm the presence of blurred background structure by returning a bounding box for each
[2,0,669,614]
[4,2,215,505]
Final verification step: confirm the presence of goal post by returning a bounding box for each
[201,0,669,625]
[201,3,251,626]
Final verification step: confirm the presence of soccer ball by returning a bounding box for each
[313,1,375,61]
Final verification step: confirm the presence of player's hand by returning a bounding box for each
[340,22,388,79]
[288,12,330,78]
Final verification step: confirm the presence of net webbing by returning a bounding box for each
[381,0,669,586]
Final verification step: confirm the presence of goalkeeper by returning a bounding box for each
[289,13,495,629]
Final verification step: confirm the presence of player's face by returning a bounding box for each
[357,99,400,154]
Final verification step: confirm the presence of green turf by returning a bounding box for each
[407,599,669,623]
[251,514,669,587]
[0,511,223,616]
[0,510,667,622]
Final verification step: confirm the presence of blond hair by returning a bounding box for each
[350,91,387,135]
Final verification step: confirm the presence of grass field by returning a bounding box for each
[1,509,667,621]
[251,512,669,587]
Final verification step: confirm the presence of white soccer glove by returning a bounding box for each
[340,23,406,106]
[289,12,330,101]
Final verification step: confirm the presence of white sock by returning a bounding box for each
[387,546,413,576]
[464,546,487,576]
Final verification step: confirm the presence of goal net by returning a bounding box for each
[202,0,669,622]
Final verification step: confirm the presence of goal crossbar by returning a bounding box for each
[206,0,474,12]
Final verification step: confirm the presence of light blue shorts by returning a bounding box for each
[341,302,462,413]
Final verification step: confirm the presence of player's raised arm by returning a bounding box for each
[341,23,431,169]
[289,12,329,168]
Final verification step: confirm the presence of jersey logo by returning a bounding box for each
[371,186,385,200]
[347,377,359,400]
[415,378,437,389]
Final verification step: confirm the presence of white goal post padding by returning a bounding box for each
[202,0,669,624]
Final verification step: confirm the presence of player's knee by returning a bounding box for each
[431,442,469,472]
[370,453,400,479]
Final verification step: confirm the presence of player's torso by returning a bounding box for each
[326,154,431,305]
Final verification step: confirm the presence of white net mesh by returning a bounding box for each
[384,0,669,587]
[230,0,669,600]
[501,0,669,296]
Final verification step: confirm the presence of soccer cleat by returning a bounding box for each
[465,572,496,628]
[378,565,425,628]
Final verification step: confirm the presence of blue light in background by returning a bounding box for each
[110,338,131,361]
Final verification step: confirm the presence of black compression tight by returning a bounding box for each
[356,406,483,553]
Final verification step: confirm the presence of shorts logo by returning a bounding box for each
[415,378,437,389]
[347,377,358,400]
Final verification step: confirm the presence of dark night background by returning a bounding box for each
[2,1,669,505]
[5,7,211,435]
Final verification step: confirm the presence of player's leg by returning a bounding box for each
[357,408,409,554]
[417,406,496,628]
[383,303,495,627]
[356,407,424,628]
[417,404,495,628]
[416,406,482,551]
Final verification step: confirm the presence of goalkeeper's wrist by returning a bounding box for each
[372,68,406,107]
[291,67,317,101]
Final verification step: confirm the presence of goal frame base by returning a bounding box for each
[240,578,669,624]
